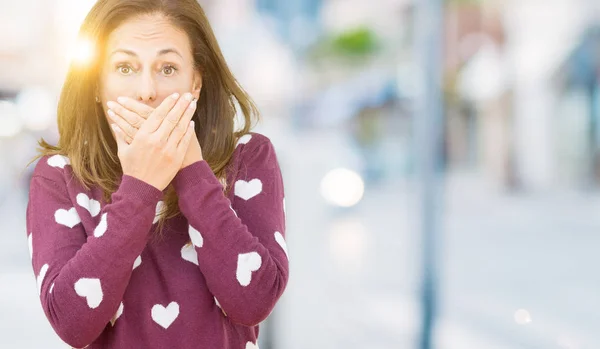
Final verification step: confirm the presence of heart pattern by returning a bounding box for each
[246,341,259,349]
[74,278,103,309]
[274,231,289,260]
[151,302,179,329]
[111,302,124,326]
[77,193,101,217]
[230,205,238,217]
[153,201,165,224]
[54,207,81,228]
[133,255,142,270]
[235,179,263,201]
[94,213,108,238]
[188,225,203,248]
[181,244,198,265]
[236,252,262,287]
[47,155,70,169]
[28,233,33,260]
[37,264,49,296]
[236,134,252,147]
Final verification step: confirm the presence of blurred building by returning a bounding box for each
[554,26,600,187]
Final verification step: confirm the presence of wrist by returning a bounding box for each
[173,160,211,192]
[182,155,203,169]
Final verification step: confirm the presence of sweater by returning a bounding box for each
[26,132,288,349]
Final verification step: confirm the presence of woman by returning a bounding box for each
[26,1,289,348]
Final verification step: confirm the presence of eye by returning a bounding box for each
[162,65,177,76]
[117,64,133,75]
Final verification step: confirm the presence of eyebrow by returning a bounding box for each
[110,48,183,59]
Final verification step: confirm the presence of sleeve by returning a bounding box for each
[172,137,289,327]
[27,169,162,348]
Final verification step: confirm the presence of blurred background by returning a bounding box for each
[1,0,600,348]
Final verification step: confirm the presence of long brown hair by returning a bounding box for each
[35,0,259,233]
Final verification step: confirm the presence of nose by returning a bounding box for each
[136,71,157,103]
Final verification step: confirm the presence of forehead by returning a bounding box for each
[106,13,191,57]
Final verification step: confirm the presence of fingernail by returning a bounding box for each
[184,93,193,101]
[111,124,119,132]
[190,121,195,128]
[107,109,116,117]
[171,92,180,99]
[107,101,117,109]
[117,97,127,104]
[188,99,197,109]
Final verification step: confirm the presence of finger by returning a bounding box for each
[140,92,181,133]
[107,109,137,141]
[157,92,194,140]
[111,124,128,150]
[176,121,195,152]
[115,97,154,119]
[107,101,146,128]
[110,123,133,144]
[167,98,197,149]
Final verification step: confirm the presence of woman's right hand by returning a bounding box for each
[111,92,197,191]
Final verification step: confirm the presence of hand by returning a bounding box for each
[182,128,203,168]
[107,96,203,168]
[109,92,197,190]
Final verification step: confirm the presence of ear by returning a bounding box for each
[192,72,202,100]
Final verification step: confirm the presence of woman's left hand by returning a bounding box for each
[107,96,204,168]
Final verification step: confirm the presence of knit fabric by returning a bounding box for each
[26,132,288,349]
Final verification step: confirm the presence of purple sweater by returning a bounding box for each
[26,132,288,349]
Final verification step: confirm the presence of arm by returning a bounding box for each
[27,162,162,348]
[172,138,289,327]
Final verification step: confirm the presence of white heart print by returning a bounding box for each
[94,213,108,238]
[37,264,49,296]
[111,302,124,326]
[236,252,262,287]
[181,244,198,265]
[274,231,289,260]
[153,201,165,224]
[74,278,103,309]
[47,155,70,169]
[236,134,252,147]
[54,207,81,228]
[77,193,101,217]
[132,255,142,270]
[246,341,259,349]
[188,225,203,248]
[151,302,179,329]
[234,179,263,201]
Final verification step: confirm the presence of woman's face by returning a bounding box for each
[99,13,201,126]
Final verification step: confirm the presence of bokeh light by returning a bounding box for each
[320,168,365,207]
[514,309,532,325]
[328,217,368,274]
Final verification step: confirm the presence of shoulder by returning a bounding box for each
[234,132,280,168]
[31,154,72,185]
[234,132,272,151]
